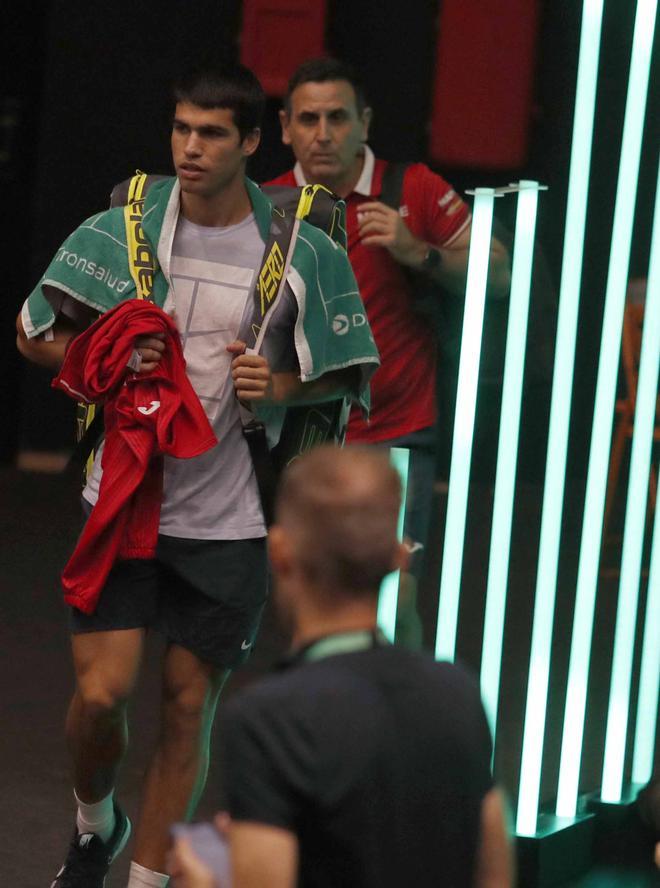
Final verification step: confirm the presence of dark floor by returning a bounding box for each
[1,466,657,887]
[563,871,659,887]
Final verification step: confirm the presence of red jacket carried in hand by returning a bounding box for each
[53,299,217,615]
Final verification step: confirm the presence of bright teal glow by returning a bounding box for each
[632,459,660,785]
[556,0,657,819]
[377,447,410,642]
[435,189,495,662]
[516,0,605,837]
[481,182,541,738]
[601,160,660,802]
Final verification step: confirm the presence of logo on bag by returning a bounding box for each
[257,242,285,316]
[127,200,156,298]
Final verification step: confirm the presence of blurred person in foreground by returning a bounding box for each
[169,446,513,888]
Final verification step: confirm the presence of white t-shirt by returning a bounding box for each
[84,211,296,540]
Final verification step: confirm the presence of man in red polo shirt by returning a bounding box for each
[267,57,510,645]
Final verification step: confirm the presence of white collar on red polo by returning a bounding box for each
[293,145,376,196]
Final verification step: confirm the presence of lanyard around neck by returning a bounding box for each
[302,628,387,663]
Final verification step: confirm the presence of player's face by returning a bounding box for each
[171,103,260,198]
[280,80,371,193]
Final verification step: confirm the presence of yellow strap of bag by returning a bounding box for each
[75,172,157,480]
[123,171,156,301]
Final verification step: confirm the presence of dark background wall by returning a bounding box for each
[3,0,657,473]
[1,6,50,460]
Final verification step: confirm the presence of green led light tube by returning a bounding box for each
[435,189,495,662]
[516,0,605,837]
[556,0,657,819]
[377,447,410,642]
[481,182,541,738]
[632,459,660,786]
[601,160,660,802]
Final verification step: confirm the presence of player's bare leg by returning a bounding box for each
[67,628,145,801]
[131,643,230,872]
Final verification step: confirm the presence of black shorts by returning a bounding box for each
[70,533,268,670]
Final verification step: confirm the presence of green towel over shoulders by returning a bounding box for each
[22,176,379,413]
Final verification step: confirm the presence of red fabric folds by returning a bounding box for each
[52,299,217,614]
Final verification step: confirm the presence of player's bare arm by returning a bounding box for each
[230,822,298,888]
[227,340,360,405]
[473,788,514,888]
[17,310,166,375]
[16,313,82,371]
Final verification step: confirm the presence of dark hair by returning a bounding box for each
[173,61,265,140]
[284,57,367,114]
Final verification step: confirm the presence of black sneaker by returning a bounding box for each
[50,803,131,887]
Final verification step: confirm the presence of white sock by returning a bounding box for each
[75,788,116,844]
[127,861,170,887]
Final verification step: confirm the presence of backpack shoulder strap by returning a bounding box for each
[240,188,352,524]
[73,171,160,476]
[110,173,169,209]
[379,161,410,210]
[264,185,351,483]
[123,172,157,303]
[241,202,299,352]
[238,202,300,526]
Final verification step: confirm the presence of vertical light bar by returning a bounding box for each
[481,182,541,736]
[435,188,496,661]
[602,160,660,801]
[377,447,410,642]
[631,460,660,786]
[516,0,605,836]
[556,0,658,818]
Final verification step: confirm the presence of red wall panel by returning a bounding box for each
[240,0,327,97]
[430,0,540,169]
